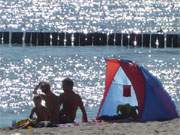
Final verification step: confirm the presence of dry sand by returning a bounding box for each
[0,118,179,135]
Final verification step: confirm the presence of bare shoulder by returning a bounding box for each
[74,92,80,97]
[74,93,82,102]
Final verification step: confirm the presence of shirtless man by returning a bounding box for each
[33,81,60,124]
[59,78,88,123]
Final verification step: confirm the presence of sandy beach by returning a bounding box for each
[0,118,179,135]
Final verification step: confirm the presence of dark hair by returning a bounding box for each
[39,81,50,92]
[33,95,41,102]
[62,78,74,88]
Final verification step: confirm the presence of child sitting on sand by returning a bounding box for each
[13,96,51,129]
[29,95,50,123]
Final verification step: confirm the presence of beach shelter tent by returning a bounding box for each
[97,59,178,121]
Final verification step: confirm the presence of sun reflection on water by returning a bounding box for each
[0,0,179,32]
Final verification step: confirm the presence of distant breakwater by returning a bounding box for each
[0,32,180,48]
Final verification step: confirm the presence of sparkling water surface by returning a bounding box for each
[0,46,180,128]
[0,0,180,32]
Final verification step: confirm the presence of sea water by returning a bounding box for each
[0,0,180,32]
[0,46,180,128]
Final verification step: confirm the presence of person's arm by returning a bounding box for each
[58,94,63,113]
[29,108,35,119]
[79,98,88,122]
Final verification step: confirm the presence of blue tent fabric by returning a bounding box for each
[140,66,178,121]
[97,59,178,122]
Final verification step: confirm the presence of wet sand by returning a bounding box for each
[0,118,179,135]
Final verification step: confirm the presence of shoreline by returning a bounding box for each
[0,118,179,135]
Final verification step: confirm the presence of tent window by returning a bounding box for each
[123,85,131,97]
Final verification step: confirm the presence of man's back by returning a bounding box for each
[44,93,60,123]
[59,78,88,123]
[59,92,82,122]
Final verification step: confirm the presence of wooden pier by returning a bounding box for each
[0,32,179,48]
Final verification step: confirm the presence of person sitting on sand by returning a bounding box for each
[30,95,50,123]
[33,81,60,124]
[58,78,88,123]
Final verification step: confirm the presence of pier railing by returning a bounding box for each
[0,32,179,48]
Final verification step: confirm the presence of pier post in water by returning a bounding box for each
[22,32,26,47]
[66,33,72,46]
[122,33,128,47]
[0,32,3,45]
[12,32,23,46]
[106,33,109,46]
[64,32,67,46]
[71,33,74,46]
[168,34,179,48]
[113,33,116,46]
[133,36,137,47]
[30,32,33,46]
[155,37,159,48]
[50,33,53,46]
[24,32,32,46]
[164,33,167,48]
[58,33,65,46]
[72,33,80,46]
[131,34,141,47]
[91,33,94,46]
[121,34,123,47]
[114,33,121,46]
[51,33,58,46]
[178,34,180,48]
[92,33,107,46]
[141,33,144,48]
[107,33,115,46]
[127,34,130,48]
[9,31,12,47]
[171,37,174,48]
[149,33,152,48]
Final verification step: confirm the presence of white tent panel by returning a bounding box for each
[99,67,138,116]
